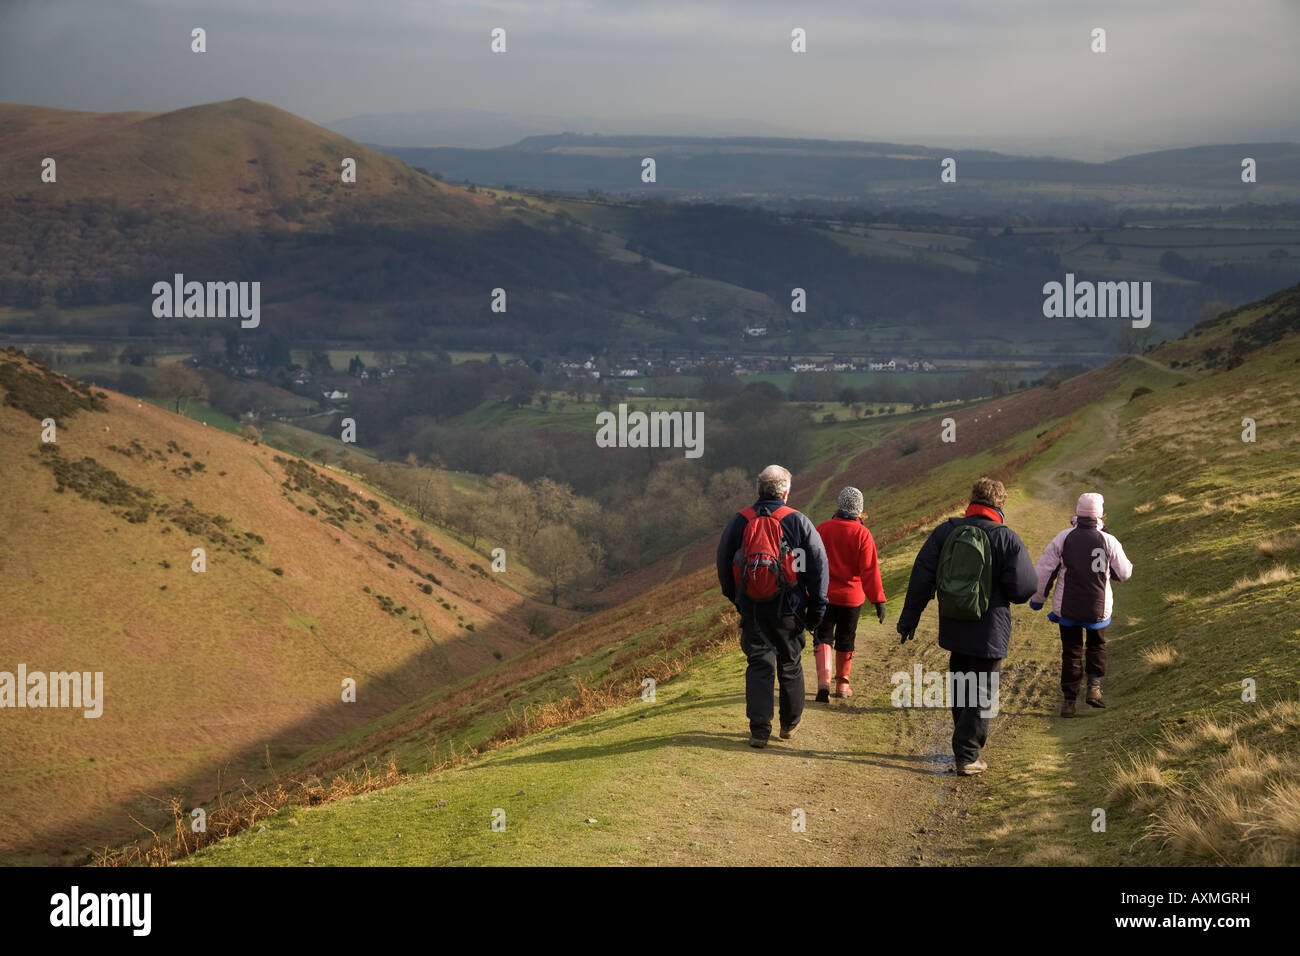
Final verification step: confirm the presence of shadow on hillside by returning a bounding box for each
[485,729,950,776]
[1,624,542,866]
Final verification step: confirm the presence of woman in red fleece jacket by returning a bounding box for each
[813,487,887,700]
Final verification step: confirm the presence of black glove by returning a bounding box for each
[896,620,915,644]
[805,612,823,632]
[875,602,887,624]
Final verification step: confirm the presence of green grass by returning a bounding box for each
[142,398,241,434]
[182,652,760,866]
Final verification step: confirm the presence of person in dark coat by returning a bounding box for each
[895,477,1037,775]
[717,464,829,748]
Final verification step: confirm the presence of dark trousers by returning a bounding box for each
[1059,625,1107,698]
[813,602,862,651]
[739,604,806,739]
[948,651,1001,765]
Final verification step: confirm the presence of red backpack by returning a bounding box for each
[733,504,798,602]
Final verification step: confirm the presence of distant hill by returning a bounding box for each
[0,98,490,226]
[377,136,1300,207]
[324,106,810,149]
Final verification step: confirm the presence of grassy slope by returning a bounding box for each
[0,351,561,863]
[185,290,1300,866]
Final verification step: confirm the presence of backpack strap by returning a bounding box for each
[739,507,757,521]
[770,505,795,521]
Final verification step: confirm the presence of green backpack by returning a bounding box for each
[936,520,993,621]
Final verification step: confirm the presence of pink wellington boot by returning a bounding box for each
[815,644,833,702]
[833,650,855,698]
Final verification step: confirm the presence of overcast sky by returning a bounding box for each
[2,0,1297,160]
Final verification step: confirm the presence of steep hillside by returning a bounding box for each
[180,284,1300,867]
[0,350,563,863]
[0,98,492,225]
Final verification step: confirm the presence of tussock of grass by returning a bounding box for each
[1141,644,1179,674]
[1161,591,1187,607]
[1108,753,1170,810]
[1243,780,1300,859]
[1148,792,1244,864]
[1256,530,1300,559]
[1159,493,1186,506]
[1159,722,1199,756]
[1132,501,1154,514]
[1195,716,1237,745]
[1229,564,1294,594]
[1201,490,1283,515]
[1116,702,1300,864]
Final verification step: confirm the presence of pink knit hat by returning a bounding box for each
[1076,493,1104,518]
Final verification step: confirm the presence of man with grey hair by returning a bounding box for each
[718,464,829,748]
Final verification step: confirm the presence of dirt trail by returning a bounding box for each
[1029,399,1122,507]
[639,644,958,866]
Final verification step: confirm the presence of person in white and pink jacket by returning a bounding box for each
[1029,493,1133,716]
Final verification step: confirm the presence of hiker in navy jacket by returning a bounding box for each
[895,477,1037,775]
[717,464,829,748]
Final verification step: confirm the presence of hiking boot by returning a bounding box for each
[957,759,988,776]
[749,735,768,749]
[779,718,802,740]
[1060,697,1076,717]
[815,687,830,703]
[1086,685,1105,708]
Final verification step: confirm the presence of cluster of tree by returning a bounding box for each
[351,373,812,506]
[352,460,753,605]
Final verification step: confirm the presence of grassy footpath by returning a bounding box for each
[185,643,958,866]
